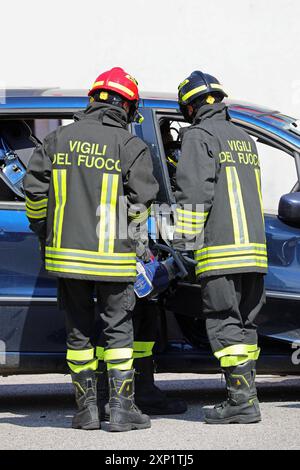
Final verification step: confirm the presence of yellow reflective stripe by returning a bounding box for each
[68,359,98,373]
[226,167,249,244]
[52,170,59,247]
[52,169,67,248]
[248,347,260,361]
[67,348,95,361]
[46,253,135,264]
[46,246,136,257]
[178,78,189,91]
[196,260,267,274]
[46,260,135,269]
[196,249,267,260]
[196,243,266,254]
[233,167,249,243]
[177,222,205,230]
[167,156,178,167]
[57,170,67,248]
[247,344,259,352]
[210,83,224,90]
[133,341,154,359]
[198,255,267,267]
[133,341,155,352]
[181,84,207,102]
[96,347,104,360]
[133,351,153,359]
[132,213,148,223]
[215,344,249,360]
[26,197,48,210]
[226,167,241,243]
[92,80,104,88]
[26,208,47,219]
[255,168,264,224]
[104,348,133,362]
[129,207,151,223]
[220,356,249,367]
[47,267,136,276]
[108,174,119,253]
[98,173,109,252]
[108,81,134,97]
[107,359,133,371]
[175,208,207,235]
[177,208,208,219]
[46,261,136,276]
[177,218,205,227]
[97,172,119,253]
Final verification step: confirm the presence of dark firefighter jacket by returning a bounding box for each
[173,102,268,279]
[24,102,159,282]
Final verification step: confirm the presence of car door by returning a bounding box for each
[0,116,66,374]
[248,133,300,346]
[148,107,300,373]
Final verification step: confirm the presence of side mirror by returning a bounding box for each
[278,192,300,227]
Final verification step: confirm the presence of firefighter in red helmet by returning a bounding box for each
[24,67,159,432]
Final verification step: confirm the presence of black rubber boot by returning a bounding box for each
[204,360,261,424]
[134,356,187,415]
[71,369,100,430]
[96,362,109,421]
[107,368,151,432]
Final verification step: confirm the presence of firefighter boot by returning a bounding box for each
[107,368,151,432]
[134,356,187,415]
[71,369,100,430]
[96,361,110,421]
[204,360,261,424]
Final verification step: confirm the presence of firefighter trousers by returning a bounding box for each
[58,278,136,373]
[132,298,159,359]
[201,273,265,367]
[96,297,159,362]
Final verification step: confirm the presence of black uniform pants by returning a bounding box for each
[96,297,159,361]
[58,278,135,373]
[132,298,159,359]
[201,273,265,367]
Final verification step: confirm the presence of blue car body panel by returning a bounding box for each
[0,90,300,374]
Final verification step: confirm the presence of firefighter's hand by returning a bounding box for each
[136,239,153,262]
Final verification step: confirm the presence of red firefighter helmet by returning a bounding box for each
[88,67,139,101]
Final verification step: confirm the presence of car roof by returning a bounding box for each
[1,88,300,148]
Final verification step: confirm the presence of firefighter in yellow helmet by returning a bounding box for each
[173,71,267,424]
[24,67,159,431]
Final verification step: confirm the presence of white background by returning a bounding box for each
[2,0,300,115]
[2,0,300,210]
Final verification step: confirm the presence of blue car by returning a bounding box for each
[0,88,300,376]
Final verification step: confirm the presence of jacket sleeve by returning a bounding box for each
[173,130,216,251]
[23,134,54,238]
[123,136,159,225]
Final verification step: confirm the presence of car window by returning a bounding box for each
[251,137,297,214]
[134,108,175,204]
[27,119,74,143]
[157,116,298,216]
[156,116,188,196]
[0,118,74,202]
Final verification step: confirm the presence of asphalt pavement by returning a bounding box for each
[0,373,299,450]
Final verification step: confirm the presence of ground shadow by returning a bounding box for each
[0,376,299,429]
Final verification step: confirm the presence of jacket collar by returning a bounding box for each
[193,102,229,124]
[74,102,128,129]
